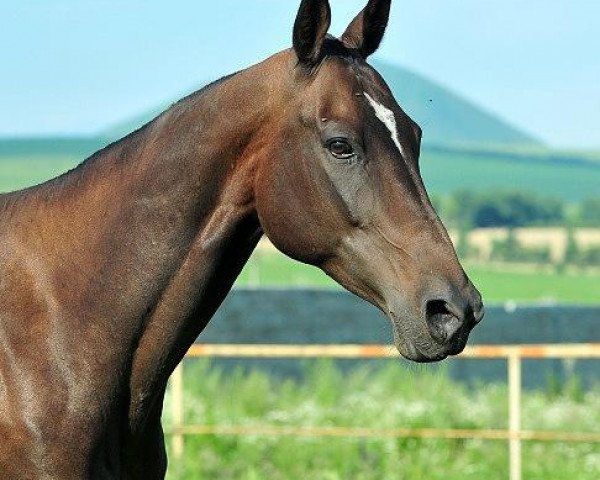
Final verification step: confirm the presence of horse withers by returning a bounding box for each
[0,0,483,478]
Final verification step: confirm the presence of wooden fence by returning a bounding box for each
[167,344,600,480]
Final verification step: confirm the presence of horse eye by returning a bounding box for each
[326,139,355,159]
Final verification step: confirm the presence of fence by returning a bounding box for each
[167,343,600,480]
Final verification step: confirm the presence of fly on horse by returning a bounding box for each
[0,0,483,478]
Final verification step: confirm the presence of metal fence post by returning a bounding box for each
[171,363,185,461]
[508,351,522,480]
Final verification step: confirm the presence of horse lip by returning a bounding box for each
[409,346,449,364]
[396,336,449,364]
[388,312,454,363]
[446,327,471,356]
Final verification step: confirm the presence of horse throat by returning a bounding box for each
[121,75,272,431]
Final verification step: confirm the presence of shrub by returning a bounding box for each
[451,190,565,228]
[577,246,600,266]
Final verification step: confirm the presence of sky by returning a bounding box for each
[1,0,598,149]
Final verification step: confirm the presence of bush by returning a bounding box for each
[563,228,580,264]
[163,360,600,480]
[577,246,600,267]
[450,190,565,228]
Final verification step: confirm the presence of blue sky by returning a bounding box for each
[1,1,598,148]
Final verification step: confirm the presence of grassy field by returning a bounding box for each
[420,150,600,201]
[2,151,599,304]
[2,145,600,201]
[162,360,600,480]
[0,154,80,193]
[237,250,600,304]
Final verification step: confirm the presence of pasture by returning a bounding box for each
[2,144,600,201]
[420,149,600,202]
[162,360,600,480]
[2,151,599,304]
[236,251,600,305]
[0,154,81,193]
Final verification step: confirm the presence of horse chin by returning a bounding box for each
[392,326,454,364]
[395,341,449,364]
[389,310,474,363]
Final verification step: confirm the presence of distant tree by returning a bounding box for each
[451,191,479,228]
[452,190,565,228]
[563,228,579,264]
[491,229,520,261]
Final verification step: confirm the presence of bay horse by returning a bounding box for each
[0,0,484,478]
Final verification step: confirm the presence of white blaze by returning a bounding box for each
[364,92,405,158]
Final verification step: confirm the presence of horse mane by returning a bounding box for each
[299,36,361,75]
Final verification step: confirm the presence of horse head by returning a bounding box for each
[255,0,484,362]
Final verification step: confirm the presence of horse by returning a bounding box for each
[0,0,484,478]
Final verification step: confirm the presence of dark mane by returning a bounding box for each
[300,36,361,74]
[321,35,361,60]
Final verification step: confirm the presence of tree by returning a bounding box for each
[451,190,565,228]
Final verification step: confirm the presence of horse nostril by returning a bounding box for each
[425,300,463,345]
[473,303,486,324]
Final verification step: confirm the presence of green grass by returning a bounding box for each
[466,264,600,304]
[2,151,599,304]
[420,150,600,201]
[0,154,80,193]
[237,251,600,304]
[162,360,600,479]
[2,143,600,201]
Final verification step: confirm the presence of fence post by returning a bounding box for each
[508,350,522,480]
[171,362,185,461]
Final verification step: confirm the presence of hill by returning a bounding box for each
[372,61,540,147]
[2,62,598,199]
[3,143,598,201]
[418,147,600,201]
[100,62,541,148]
[0,137,104,157]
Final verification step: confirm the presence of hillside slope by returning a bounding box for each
[3,63,598,199]
[101,62,540,148]
[373,61,540,147]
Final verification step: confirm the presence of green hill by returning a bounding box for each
[3,143,598,201]
[2,62,599,200]
[0,137,104,157]
[373,61,541,147]
[100,62,541,148]
[418,147,600,202]
[100,107,168,144]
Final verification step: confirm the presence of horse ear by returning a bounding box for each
[341,0,392,58]
[293,0,332,66]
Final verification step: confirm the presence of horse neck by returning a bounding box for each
[124,57,292,428]
[10,53,290,419]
